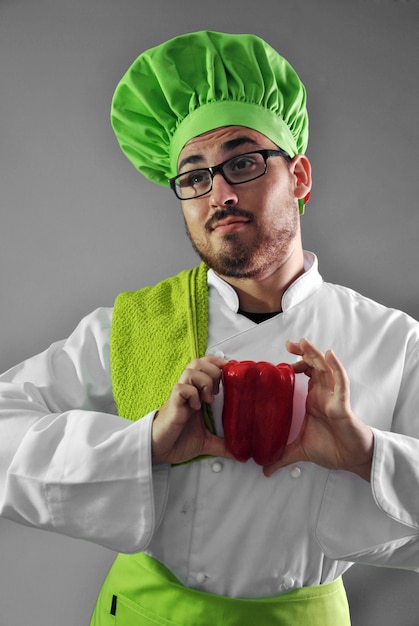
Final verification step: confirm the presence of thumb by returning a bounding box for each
[263,441,302,477]
[202,433,237,461]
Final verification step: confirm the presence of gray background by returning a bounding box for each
[0,0,418,624]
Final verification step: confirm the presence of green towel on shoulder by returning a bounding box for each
[110,262,214,433]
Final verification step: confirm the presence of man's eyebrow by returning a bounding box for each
[221,136,259,153]
[178,154,205,172]
[178,136,260,172]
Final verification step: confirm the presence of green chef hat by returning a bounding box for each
[111,30,309,211]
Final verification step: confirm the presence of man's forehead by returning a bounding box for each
[178,126,274,170]
[183,126,267,148]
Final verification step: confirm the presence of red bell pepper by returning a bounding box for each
[222,360,295,466]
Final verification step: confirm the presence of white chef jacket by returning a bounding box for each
[0,252,419,598]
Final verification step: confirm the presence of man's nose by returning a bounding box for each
[210,172,239,207]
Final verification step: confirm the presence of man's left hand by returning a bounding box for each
[263,338,374,481]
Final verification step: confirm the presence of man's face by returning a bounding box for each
[177,126,307,281]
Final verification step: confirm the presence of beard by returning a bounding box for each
[185,204,300,279]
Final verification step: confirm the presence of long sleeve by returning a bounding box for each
[314,325,419,569]
[0,308,169,553]
[372,338,419,530]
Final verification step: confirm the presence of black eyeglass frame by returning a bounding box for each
[169,148,291,200]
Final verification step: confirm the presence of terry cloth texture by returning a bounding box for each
[110,262,214,433]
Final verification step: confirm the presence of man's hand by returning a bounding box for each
[152,356,233,466]
[263,338,374,481]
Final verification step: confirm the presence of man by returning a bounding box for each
[0,31,418,625]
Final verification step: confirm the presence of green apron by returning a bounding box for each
[90,552,351,625]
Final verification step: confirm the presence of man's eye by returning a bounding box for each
[228,156,258,173]
[189,172,206,184]
[180,171,208,187]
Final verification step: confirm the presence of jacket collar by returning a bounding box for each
[207,251,323,314]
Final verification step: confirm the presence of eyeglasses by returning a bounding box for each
[169,149,290,200]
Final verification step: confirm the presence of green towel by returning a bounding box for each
[110,262,214,434]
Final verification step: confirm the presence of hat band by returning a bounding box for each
[170,100,298,176]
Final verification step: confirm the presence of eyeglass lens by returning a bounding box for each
[174,152,267,200]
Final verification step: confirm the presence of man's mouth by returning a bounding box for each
[206,209,254,234]
[212,217,251,233]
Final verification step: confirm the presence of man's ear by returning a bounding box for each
[290,154,312,202]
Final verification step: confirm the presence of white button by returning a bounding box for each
[213,350,225,359]
[290,466,302,478]
[196,572,207,584]
[282,575,295,590]
[211,461,223,473]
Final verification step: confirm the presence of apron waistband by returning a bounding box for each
[90,552,351,625]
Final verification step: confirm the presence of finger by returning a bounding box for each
[286,340,311,375]
[171,382,202,411]
[289,359,310,375]
[183,358,227,395]
[262,441,302,477]
[297,340,340,392]
[263,462,281,478]
[325,349,350,403]
[287,338,327,371]
[203,355,229,368]
[286,339,304,357]
[287,338,332,385]
[187,356,228,372]
[298,339,329,369]
[179,369,219,403]
[202,433,237,460]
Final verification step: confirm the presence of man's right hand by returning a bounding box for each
[151,356,233,466]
